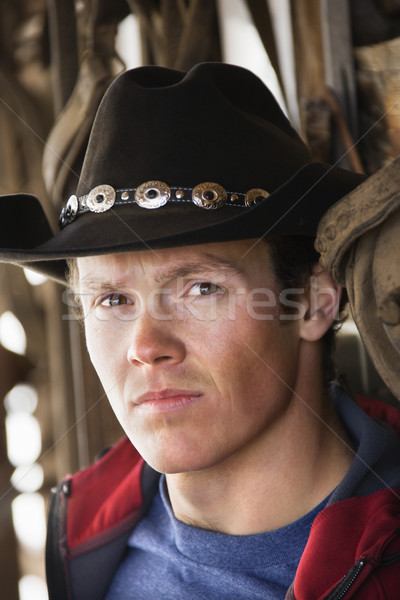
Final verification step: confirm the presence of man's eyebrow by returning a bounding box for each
[154,253,244,283]
[78,253,244,290]
[78,278,128,292]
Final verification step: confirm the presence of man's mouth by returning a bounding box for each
[133,389,203,413]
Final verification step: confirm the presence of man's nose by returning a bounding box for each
[126,309,186,367]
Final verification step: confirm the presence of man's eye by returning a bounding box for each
[187,282,222,296]
[100,293,131,307]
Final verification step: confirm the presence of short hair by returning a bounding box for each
[266,235,347,386]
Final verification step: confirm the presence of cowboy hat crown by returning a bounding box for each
[0,62,365,283]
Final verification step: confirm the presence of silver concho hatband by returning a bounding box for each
[58,180,269,228]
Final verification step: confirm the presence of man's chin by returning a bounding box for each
[132,441,217,475]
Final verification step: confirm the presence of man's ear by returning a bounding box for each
[299,264,342,342]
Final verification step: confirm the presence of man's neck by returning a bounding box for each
[165,385,354,535]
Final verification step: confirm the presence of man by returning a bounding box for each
[1,63,400,599]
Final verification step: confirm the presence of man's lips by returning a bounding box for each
[133,389,203,412]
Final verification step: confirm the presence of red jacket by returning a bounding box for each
[46,394,400,599]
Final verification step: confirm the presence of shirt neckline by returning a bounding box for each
[158,475,331,569]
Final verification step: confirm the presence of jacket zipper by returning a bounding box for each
[324,558,366,600]
[284,559,366,600]
[46,481,71,600]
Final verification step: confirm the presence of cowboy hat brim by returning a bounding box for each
[0,162,366,285]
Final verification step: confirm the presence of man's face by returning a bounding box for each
[77,240,303,474]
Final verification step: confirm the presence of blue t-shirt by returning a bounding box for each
[105,476,330,599]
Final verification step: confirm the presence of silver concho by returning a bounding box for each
[135,181,171,209]
[244,188,270,208]
[66,194,78,218]
[86,185,116,213]
[59,194,79,227]
[192,182,227,209]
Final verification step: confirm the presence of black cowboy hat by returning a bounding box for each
[0,63,366,284]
